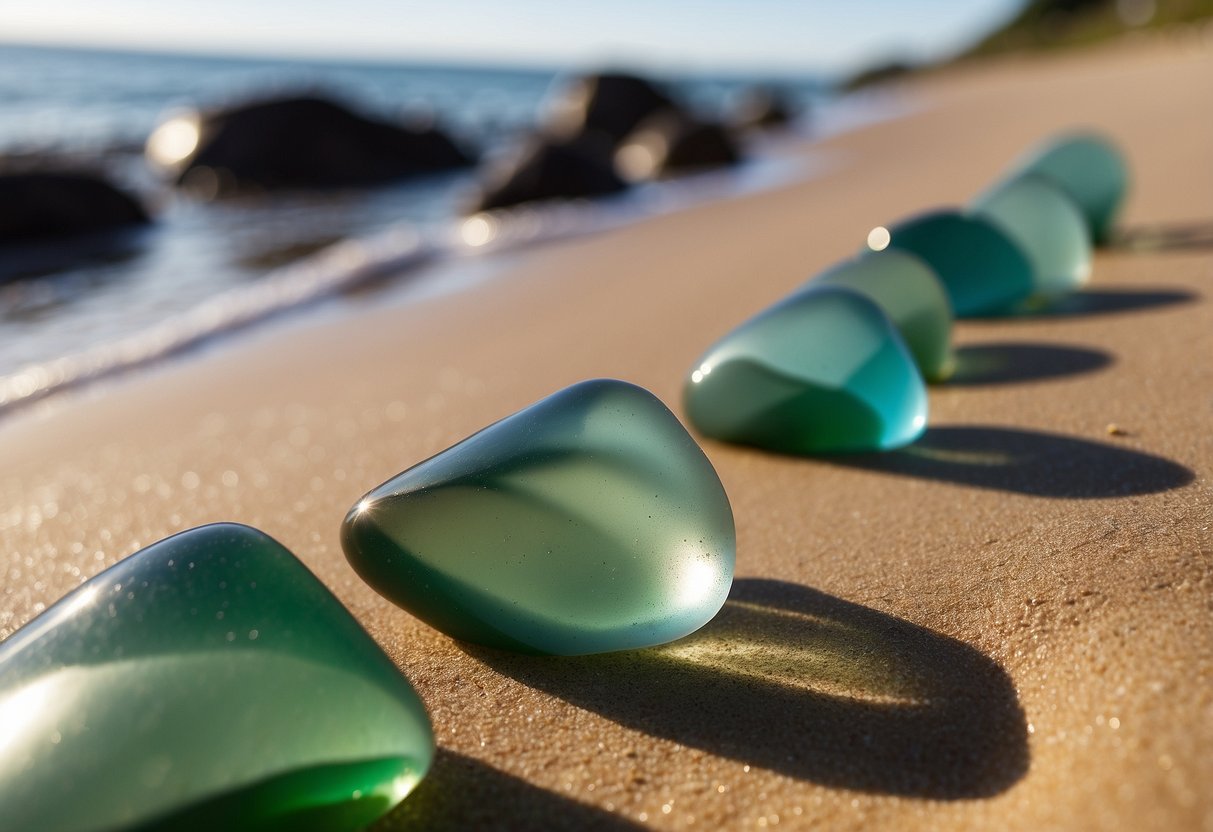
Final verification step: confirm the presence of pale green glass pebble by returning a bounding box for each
[684,285,928,454]
[1009,131,1128,245]
[970,174,1093,298]
[342,379,736,656]
[0,523,433,832]
[809,248,954,382]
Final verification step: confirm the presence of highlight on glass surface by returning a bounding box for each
[880,210,1038,317]
[341,379,737,656]
[1002,131,1130,245]
[0,524,434,832]
[970,173,1093,298]
[684,285,928,454]
[807,248,955,383]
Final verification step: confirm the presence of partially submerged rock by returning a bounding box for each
[0,170,148,245]
[147,94,472,194]
[616,111,740,182]
[469,133,626,212]
[470,70,744,209]
[729,86,799,131]
[543,72,682,146]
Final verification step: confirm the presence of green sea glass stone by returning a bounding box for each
[970,174,1093,297]
[809,249,954,382]
[683,285,928,454]
[342,379,736,656]
[883,210,1036,317]
[1008,132,1128,244]
[0,523,433,832]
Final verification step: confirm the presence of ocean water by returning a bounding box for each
[0,43,836,408]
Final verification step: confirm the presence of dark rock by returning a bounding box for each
[469,134,626,212]
[149,95,473,194]
[730,86,799,131]
[0,170,148,245]
[841,60,917,92]
[544,72,682,146]
[615,111,741,182]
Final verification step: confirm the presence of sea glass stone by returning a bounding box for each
[883,210,1036,317]
[808,249,954,382]
[342,379,736,656]
[0,523,433,832]
[684,285,927,454]
[970,174,1093,297]
[1008,132,1128,244]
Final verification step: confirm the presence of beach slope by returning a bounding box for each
[2,32,1212,831]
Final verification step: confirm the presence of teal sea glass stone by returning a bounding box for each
[342,379,736,656]
[970,174,1093,298]
[808,248,954,382]
[1008,132,1128,244]
[0,523,433,832]
[683,285,928,454]
[883,210,1036,317]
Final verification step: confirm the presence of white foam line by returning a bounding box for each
[0,95,915,415]
[0,157,813,415]
[0,224,433,412]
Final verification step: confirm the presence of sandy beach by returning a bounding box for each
[2,30,1212,831]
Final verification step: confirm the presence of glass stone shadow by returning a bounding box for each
[974,287,1197,319]
[833,426,1194,498]
[947,342,1113,386]
[0,523,433,832]
[379,750,645,831]
[1112,221,1213,253]
[465,579,1028,799]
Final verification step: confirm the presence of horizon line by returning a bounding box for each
[0,35,845,82]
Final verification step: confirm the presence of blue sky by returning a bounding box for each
[0,1,1023,74]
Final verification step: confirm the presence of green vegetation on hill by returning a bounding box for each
[966,0,1213,56]
[844,0,1213,89]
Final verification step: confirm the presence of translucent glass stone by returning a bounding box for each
[1007,132,1128,244]
[0,523,433,832]
[683,285,928,454]
[883,210,1036,317]
[808,249,954,382]
[970,174,1093,297]
[342,379,736,656]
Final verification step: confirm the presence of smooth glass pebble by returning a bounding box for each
[970,174,1092,297]
[809,249,955,382]
[0,523,433,832]
[684,285,928,454]
[882,210,1036,317]
[1008,132,1128,244]
[342,379,736,656]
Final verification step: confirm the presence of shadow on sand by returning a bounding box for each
[835,425,1193,498]
[384,749,644,831]
[1111,220,1213,253]
[975,287,1196,319]
[948,342,1113,386]
[467,579,1029,800]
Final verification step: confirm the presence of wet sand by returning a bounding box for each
[2,31,1212,831]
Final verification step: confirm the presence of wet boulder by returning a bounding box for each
[842,61,916,92]
[615,111,741,182]
[469,134,626,212]
[544,72,683,146]
[0,170,148,245]
[730,86,799,132]
[147,95,473,194]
